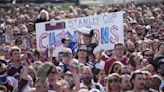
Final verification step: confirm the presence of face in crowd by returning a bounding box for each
[48,66,59,85]
[114,43,125,57]
[61,48,73,65]
[110,61,123,74]
[141,41,150,51]
[39,49,48,62]
[131,72,145,90]
[10,46,21,62]
[83,34,92,45]
[142,49,154,62]
[64,73,74,88]
[119,74,132,91]
[3,46,10,60]
[77,45,88,59]
[81,66,93,85]
[107,73,120,91]
[135,25,145,40]
[126,40,135,53]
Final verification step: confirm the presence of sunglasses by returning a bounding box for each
[78,49,87,52]
[62,52,72,57]
[108,78,119,83]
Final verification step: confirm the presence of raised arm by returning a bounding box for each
[48,47,54,62]
[69,60,80,92]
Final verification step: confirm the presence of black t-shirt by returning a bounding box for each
[0,60,10,65]
[87,43,98,54]
[35,18,47,23]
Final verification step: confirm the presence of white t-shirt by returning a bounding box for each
[80,80,105,92]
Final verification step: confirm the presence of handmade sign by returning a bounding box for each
[36,11,124,56]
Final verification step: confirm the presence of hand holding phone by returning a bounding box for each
[24,52,34,66]
[0,35,6,43]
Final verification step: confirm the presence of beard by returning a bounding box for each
[128,48,135,53]
[83,77,92,85]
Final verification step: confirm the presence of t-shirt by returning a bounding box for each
[80,81,105,92]
[87,43,98,54]
[7,63,24,78]
[58,62,69,73]
[0,59,10,65]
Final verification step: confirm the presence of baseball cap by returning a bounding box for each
[61,35,70,43]
[61,48,72,54]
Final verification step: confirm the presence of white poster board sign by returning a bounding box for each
[36,11,124,56]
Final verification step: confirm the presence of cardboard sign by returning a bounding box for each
[36,11,124,56]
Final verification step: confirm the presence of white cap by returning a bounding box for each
[61,48,72,54]
[89,88,100,92]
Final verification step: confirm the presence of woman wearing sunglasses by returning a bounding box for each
[106,73,120,92]
[76,44,88,65]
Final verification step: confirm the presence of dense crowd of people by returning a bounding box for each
[0,1,164,92]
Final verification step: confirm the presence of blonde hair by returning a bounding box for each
[38,9,49,20]
[107,73,120,81]
[9,46,20,56]
[106,73,120,92]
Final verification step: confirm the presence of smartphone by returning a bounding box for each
[0,74,7,84]
[0,63,7,84]
[26,52,34,65]
[0,35,6,42]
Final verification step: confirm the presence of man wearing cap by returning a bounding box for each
[127,19,138,30]
[58,48,73,73]
[61,35,77,55]
[61,36,70,48]
[77,29,99,54]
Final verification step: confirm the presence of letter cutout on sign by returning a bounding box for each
[39,33,48,49]
[101,27,109,44]
[49,32,56,47]
[110,25,119,44]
